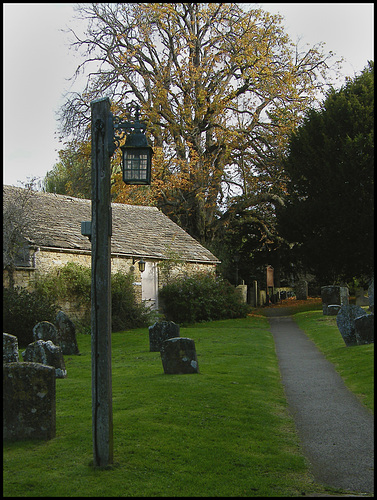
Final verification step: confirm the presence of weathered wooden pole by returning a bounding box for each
[90,97,113,467]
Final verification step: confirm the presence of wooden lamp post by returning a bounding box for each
[88,97,152,467]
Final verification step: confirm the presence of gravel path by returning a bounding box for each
[266,308,374,494]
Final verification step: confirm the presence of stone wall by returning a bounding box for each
[3,267,36,290]
[35,248,92,273]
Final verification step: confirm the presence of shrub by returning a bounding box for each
[34,262,91,307]
[111,272,154,331]
[35,263,155,332]
[159,273,249,324]
[3,263,154,345]
[3,286,60,347]
[34,262,92,333]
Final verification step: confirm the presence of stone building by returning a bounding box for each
[3,185,220,316]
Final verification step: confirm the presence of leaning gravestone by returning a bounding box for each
[3,333,20,363]
[336,304,367,347]
[22,340,67,379]
[354,314,374,345]
[368,278,374,313]
[160,337,199,374]
[321,286,349,315]
[33,321,59,345]
[3,362,56,441]
[55,311,80,355]
[148,321,180,352]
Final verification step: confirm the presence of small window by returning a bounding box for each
[14,243,34,268]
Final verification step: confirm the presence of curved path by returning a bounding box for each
[266,307,374,495]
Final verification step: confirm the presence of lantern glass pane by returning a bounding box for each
[123,151,149,183]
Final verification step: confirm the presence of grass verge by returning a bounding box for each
[3,316,339,497]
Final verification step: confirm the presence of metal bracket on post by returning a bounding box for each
[108,104,148,157]
[81,221,92,240]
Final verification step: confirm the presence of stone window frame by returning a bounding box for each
[13,243,37,269]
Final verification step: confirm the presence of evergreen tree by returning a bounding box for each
[278,62,374,283]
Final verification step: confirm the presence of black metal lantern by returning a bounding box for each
[138,258,146,273]
[121,131,153,185]
[110,103,153,186]
[133,257,146,273]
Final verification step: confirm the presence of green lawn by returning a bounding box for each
[4,311,370,497]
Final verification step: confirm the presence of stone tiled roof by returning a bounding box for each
[3,185,220,264]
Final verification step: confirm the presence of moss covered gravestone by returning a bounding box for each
[336,304,367,346]
[3,333,19,363]
[22,340,67,379]
[55,311,80,355]
[3,362,56,441]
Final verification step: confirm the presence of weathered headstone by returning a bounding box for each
[355,288,369,307]
[354,314,374,345]
[327,304,342,316]
[55,311,79,355]
[321,286,349,315]
[336,304,367,346]
[33,321,59,345]
[148,321,180,352]
[235,284,247,303]
[296,280,308,300]
[3,362,56,441]
[3,333,19,363]
[368,278,374,313]
[160,337,199,374]
[22,340,67,378]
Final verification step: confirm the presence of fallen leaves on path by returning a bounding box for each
[269,296,322,309]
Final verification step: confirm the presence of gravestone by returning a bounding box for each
[321,286,349,315]
[336,304,367,346]
[160,337,199,374]
[368,278,374,312]
[296,280,308,300]
[55,311,79,355]
[148,321,180,352]
[235,284,247,303]
[354,314,374,345]
[33,321,59,345]
[22,340,67,379]
[327,304,342,316]
[3,362,56,441]
[355,288,369,307]
[250,280,258,307]
[3,333,19,363]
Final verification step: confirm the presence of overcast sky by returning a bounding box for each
[3,3,374,188]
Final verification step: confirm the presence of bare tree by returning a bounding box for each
[3,180,39,288]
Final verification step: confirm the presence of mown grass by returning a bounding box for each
[292,309,374,413]
[3,315,341,497]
